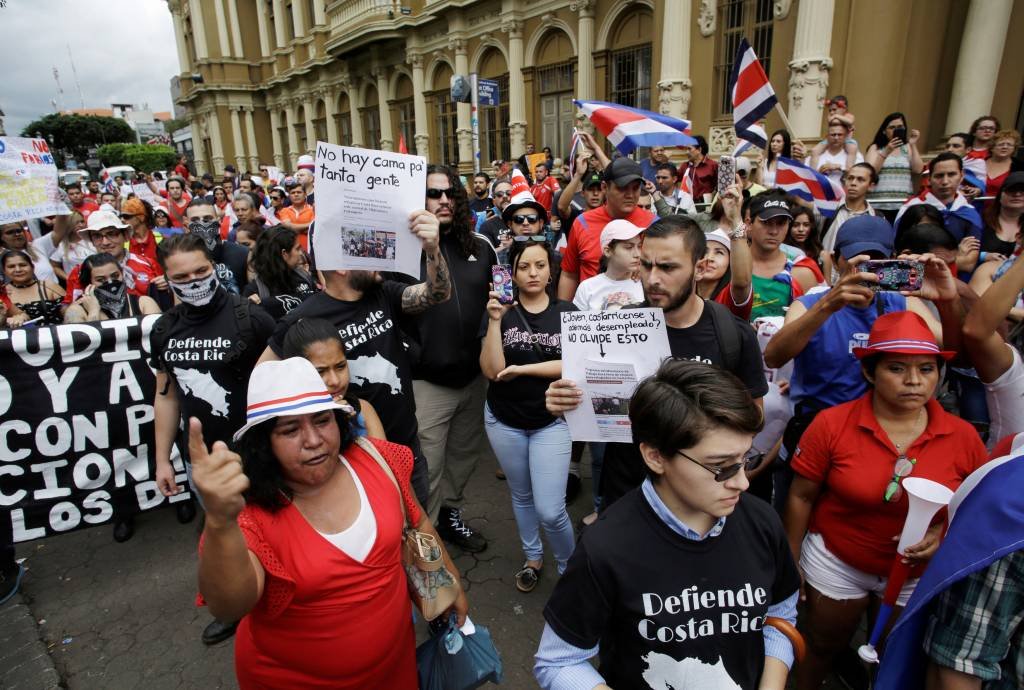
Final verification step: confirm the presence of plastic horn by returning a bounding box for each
[858,478,954,664]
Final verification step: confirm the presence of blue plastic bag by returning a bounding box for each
[416,614,503,690]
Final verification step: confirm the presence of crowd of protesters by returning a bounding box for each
[1,99,1022,689]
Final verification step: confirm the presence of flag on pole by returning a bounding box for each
[733,124,767,156]
[567,130,582,179]
[775,156,845,217]
[730,38,777,149]
[573,99,696,154]
[398,134,409,155]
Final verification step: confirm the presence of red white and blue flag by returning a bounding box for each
[730,38,777,150]
[573,99,696,154]
[776,156,845,217]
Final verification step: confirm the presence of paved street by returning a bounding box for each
[3,453,850,689]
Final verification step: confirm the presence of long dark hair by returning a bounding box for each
[982,185,1024,237]
[237,408,356,511]
[138,199,157,229]
[787,206,824,264]
[509,239,555,299]
[766,129,791,165]
[252,226,298,294]
[427,164,476,259]
[79,253,119,285]
[871,112,907,152]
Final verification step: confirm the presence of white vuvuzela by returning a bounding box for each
[897,477,954,555]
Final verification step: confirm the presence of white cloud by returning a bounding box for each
[2,0,179,135]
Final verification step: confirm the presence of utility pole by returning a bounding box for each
[67,43,86,109]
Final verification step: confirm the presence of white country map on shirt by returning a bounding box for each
[173,368,231,418]
[347,353,402,395]
[641,652,741,690]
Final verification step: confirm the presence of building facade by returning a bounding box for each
[167,0,1024,175]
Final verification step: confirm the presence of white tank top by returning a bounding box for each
[315,456,377,563]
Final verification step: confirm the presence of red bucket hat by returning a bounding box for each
[852,311,955,361]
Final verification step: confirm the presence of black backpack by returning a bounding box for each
[150,294,256,380]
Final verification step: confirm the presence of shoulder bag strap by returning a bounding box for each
[353,437,410,529]
[514,304,547,359]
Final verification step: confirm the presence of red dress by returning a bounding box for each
[229,439,422,689]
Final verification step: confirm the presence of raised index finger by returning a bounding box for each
[188,417,209,463]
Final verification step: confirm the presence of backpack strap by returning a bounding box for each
[705,299,742,373]
[222,294,256,373]
[254,276,271,302]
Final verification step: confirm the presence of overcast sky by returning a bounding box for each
[3,0,179,135]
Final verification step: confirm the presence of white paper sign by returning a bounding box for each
[312,141,427,278]
[561,308,671,442]
[0,137,71,223]
[132,183,162,205]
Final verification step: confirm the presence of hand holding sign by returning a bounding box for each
[409,209,440,254]
[188,417,249,527]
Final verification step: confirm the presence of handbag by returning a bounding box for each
[355,437,461,621]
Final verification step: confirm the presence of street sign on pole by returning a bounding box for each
[470,73,481,173]
[478,79,499,107]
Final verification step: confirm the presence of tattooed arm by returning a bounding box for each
[401,209,452,314]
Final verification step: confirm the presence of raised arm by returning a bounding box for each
[721,185,752,304]
[963,253,1024,382]
[480,292,509,380]
[401,209,451,314]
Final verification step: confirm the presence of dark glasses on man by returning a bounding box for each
[512,214,540,225]
[492,190,510,198]
[426,187,452,199]
[676,450,762,482]
[512,235,547,243]
[119,214,137,220]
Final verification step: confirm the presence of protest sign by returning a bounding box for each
[0,316,191,543]
[312,141,427,278]
[526,153,547,174]
[132,183,162,205]
[560,308,671,442]
[0,137,71,223]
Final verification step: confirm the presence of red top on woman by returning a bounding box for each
[792,393,987,576]
[222,438,422,689]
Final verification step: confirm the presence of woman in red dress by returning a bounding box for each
[194,357,469,689]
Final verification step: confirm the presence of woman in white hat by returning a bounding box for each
[193,357,468,689]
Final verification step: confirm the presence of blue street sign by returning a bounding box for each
[478,79,499,107]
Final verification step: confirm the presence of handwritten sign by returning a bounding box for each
[132,183,163,206]
[312,141,427,278]
[560,308,671,442]
[0,137,71,223]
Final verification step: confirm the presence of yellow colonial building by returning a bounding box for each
[167,0,1024,175]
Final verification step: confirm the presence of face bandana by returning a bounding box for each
[94,279,127,317]
[169,273,220,307]
[188,219,222,253]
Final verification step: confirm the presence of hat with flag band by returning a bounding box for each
[851,311,955,361]
[502,168,548,222]
[232,358,349,442]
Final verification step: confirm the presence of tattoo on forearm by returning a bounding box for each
[402,251,451,313]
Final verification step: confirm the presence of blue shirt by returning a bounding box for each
[790,289,906,409]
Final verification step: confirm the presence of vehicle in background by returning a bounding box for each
[58,170,90,188]
[99,165,137,188]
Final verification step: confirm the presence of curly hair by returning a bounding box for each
[252,226,297,295]
[427,164,477,259]
[236,408,357,512]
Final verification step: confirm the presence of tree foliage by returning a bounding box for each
[97,144,179,172]
[20,114,135,167]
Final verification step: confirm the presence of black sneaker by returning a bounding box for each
[0,564,25,605]
[176,500,197,524]
[112,517,135,543]
[515,563,541,593]
[436,506,487,553]
[201,619,238,646]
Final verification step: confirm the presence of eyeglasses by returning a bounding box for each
[512,214,540,225]
[492,190,510,198]
[676,450,761,482]
[119,214,137,220]
[976,125,997,131]
[426,187,452,200]
[2,228,25,236]
[88,229,125,241]
[512,235,547,243]
[884,455,916,502]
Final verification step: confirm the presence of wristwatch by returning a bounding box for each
[730,223,748,240]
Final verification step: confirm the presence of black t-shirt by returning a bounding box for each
[213,242,249,295]
[469,197,492,215]
[600,301,768,507]
[150,289,276,448]
[482,299,576,429]
[544,489,801,690]
[241,270,319,321]
[980,225,1016,257]
[268,283,420,449]
[479,216,508,248]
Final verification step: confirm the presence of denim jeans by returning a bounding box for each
[589,442,606,513]
[484,405,575,573]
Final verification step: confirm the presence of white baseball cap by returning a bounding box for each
[600,219,644,248]
[79,209,128,236]
[704,228,732,251]
[233,358,348,442]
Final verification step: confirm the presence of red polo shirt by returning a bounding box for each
[681,157,719,202]
[792,393,987,576]
[561,205,656,286]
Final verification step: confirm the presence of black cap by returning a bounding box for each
[1003,171,1024,193]
[749,195,793,221]
[224,164,237,173]
[583,171,603,188]
[602,158,644,187]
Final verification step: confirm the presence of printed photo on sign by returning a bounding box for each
[0,137,72,223]
[312,141,427,277]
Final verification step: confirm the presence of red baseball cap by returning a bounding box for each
[852,311,955,361]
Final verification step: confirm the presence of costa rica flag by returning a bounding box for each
[775,156,845,217]
[731,38,777,149]
[573,99,696,154]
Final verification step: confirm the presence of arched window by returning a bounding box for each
[478,48,511,165]
[431,62,458,166]
[535,30,576,159]
[607,6,653,110]
[361,84,381,149]
[714,0,774,117]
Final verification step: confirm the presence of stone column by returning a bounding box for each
[312,0,327,26]
[374,70,395,151]
[208,110,226,172]
[944,0,1014,134]
[227,0,244,58]
[787,0,835,139]
[229,107,247,171]
[574,1,595,100]
[269,108,285,168]
[657,0,692,118]
[408,53,430,156]
[213,0,233,57]
[272,0,287,49]
[291,0,307,35]
[304,98,318,152]
[255,0,271,56]
[324,90,340,144]
[503,18,526,159]
[189,119,207,172]
[348,85,366,147]
[168,3,192,74]
[451,38,473,169]
[244,107,260,170]
[190,0,209,59]
[287,101,301,168]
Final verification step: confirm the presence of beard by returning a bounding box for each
[348,270,381,293]
[647,278,695,314]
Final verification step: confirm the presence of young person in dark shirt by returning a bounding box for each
[480,237,576,592]
[184,198,249,294]
[546,214,769,508]
[536,359,800,690]
[242,226,318,320]
[262,209,451,506]
[149,233,276,646]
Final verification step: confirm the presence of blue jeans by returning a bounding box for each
[484,405,575,573]
[590,442,606,513]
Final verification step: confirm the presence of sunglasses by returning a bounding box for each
[512,235,547,243]
[492,190,510,198]
[119,214,137,220]
[512,214,540,225]
[2,228,25,236]
[884,455,916,502]
[677,450,762,482]
[426,187,453,200]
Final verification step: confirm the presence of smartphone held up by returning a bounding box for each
[860,259,924,292]
[717,156,736,199]
[491,264,514,304]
